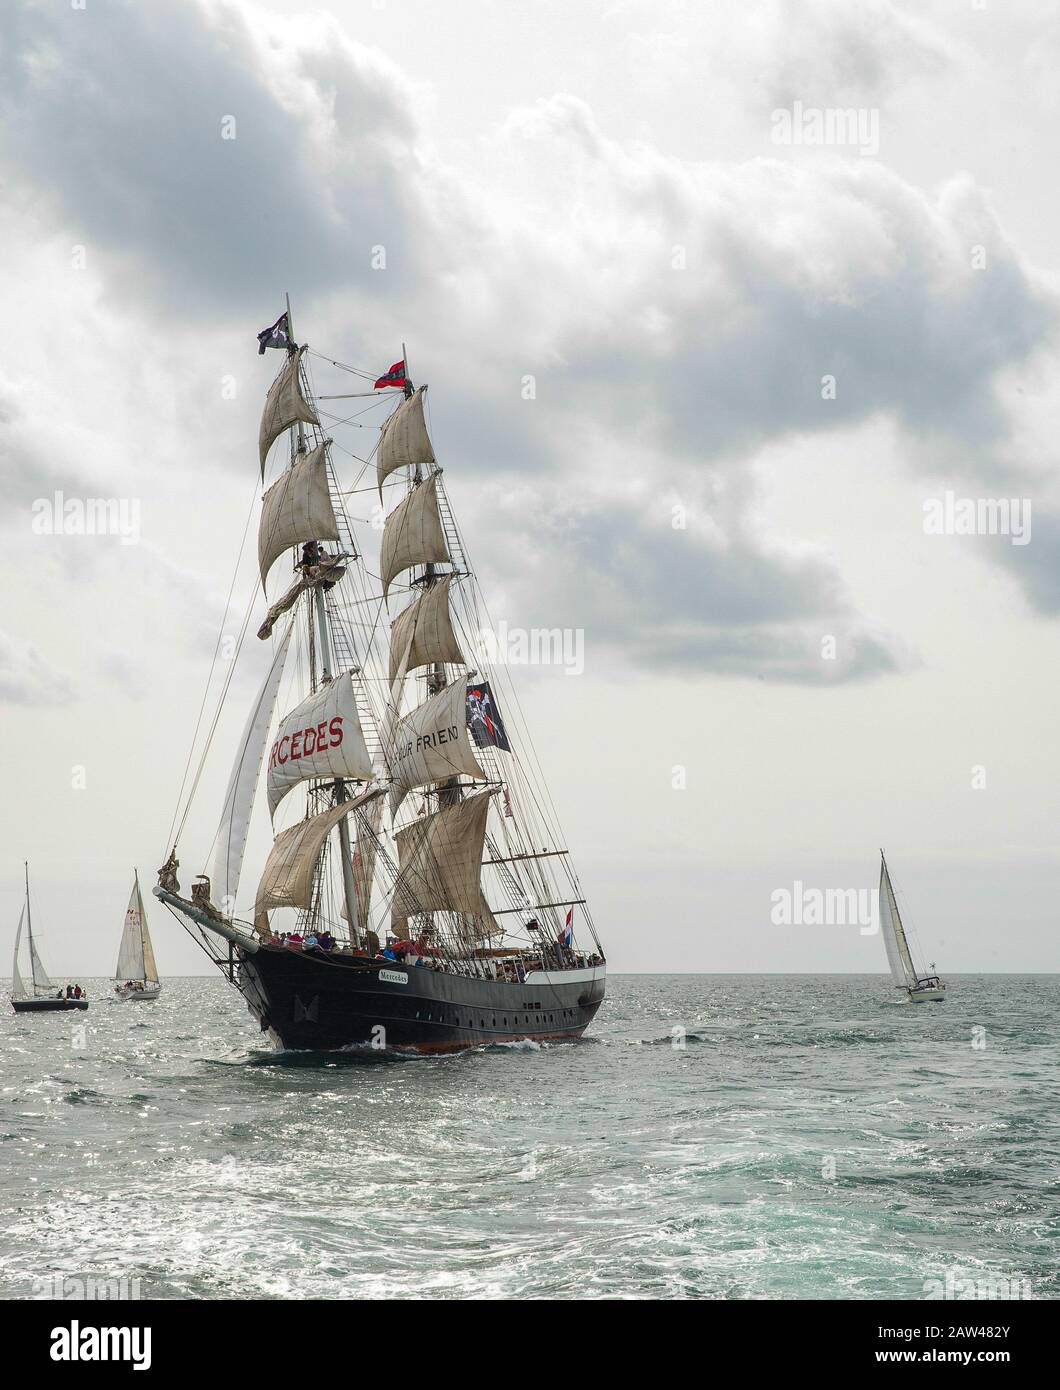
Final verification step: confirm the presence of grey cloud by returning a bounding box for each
[467,488,917,682]
[2,3,1055,681]
[993,511,1060,614]
[0,0,425,317]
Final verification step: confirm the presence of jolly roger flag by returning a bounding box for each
[466,681,510,752]
[257,312,293,354]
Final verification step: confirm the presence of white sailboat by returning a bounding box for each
[878,851,945,1002]
[113,871,161,1002]
[10,862,88,1012]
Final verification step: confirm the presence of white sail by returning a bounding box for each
[210,623,293,915]
[259,347,320,475]
[377,386,434,491]
[879,856,917,988]
[11,904,26,999]
[254,787,383,926]
[388,576,464,684]
[28,922,52,993]
[266,671,373,817]
[258,441,339,589]
[115,880,146,982]
[115,875,158,985]
[380,474,449,598]
[137,876,159,984]
[391,792,494,933]
[388,680,486,815]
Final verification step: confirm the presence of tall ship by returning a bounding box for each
[113,871,161,1002]
[10,863,89,1013]
[878,850,945,1003]
[154,304,605,1051]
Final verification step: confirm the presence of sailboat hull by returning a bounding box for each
[239,946,606,1052]
[907,987,945,1002]
[11,997,89,1013]
[114,984,161,1002]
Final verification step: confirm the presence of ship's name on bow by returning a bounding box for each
[393,724,459,763]
[378,969,409,985]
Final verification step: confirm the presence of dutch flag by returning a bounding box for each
[560,907,574,948]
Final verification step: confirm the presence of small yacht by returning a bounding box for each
[113,871,161,1002]
[10,863,89,1012]
[878,850,945,1002]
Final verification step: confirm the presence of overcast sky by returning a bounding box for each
[2,0,1058,976]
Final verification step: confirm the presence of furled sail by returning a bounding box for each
[879,856,917,988]
[388,576,463,685]
[377,386,435,492]
[391,792,495,933]
[380,474,449,599]
[258,442,339,588]
[210,623,293,915]
[388,680,486,815]
[266,671,373,817]
[254,786,382,927]
[257,557,346,640]
[259,346,320,476]
[11,905,25,999]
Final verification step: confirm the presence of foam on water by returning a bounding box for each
[0,973,1056,1299]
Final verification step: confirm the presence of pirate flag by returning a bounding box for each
[257,312,294,354]
[466,681,510,752]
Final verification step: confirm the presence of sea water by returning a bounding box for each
[1,974,1056,1300]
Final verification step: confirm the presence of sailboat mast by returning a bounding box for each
[313,584,362,942]
[24,860,33,959]
[287,292,305,456]
[286,293,361,944]
[135,869,147,968]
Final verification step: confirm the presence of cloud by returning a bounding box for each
[464,479,916,681]
[1,0,1056,683]
[0,630,76,706]
[622,0,957,115]
[993,512,1060,615]
[0,0,425,318]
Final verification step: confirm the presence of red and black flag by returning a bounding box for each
[466,681,510,752]
[258,312,293,354]
[374,359,408,390]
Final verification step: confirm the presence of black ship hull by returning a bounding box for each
[238,945,606,1052]
[11,997,89,1013]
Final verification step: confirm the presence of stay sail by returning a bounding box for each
[153,306,605,1051]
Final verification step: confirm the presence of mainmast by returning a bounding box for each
[286,294,362,945]
[405,345,459,813]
